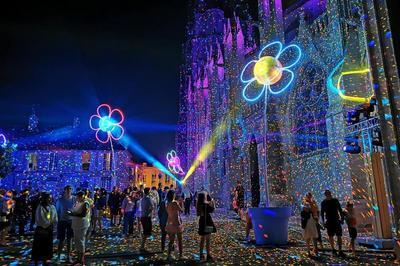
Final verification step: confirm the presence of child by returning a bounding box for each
[245,205,253,243]
[344,202,357,256]
[301,203,319,256]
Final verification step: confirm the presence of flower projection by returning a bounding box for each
[327,59,373,103]
[0,134,6,147]
[166,150,185,175]
[89,104,125,144]
[240,41,302,102]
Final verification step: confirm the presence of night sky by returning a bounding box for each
[0,1,187,158]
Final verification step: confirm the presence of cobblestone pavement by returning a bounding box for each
[0,210,398,265]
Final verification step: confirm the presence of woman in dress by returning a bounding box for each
[301,203,319,256]
[165,189,184,260]
[69,191,90,264]
[32,192,58,266]
[304,192,323,249]
[196,192,216,262]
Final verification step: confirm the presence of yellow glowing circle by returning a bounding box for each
[253,56,283,85]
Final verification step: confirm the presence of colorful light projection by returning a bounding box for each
[240,41,302,102]
[166,150,185,175]
[182,112,231,184]
[89,104,125,144]
[119,135,181,184]
[0,134,7,147]
[327,59,373,103]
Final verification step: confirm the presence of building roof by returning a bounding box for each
[0,125,127,151]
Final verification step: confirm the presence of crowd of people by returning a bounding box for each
[1,182,360,264]
[232,181,358,258]
[0,183,215,265]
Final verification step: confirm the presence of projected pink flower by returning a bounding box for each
[89,104,125,144]
[166,150,185,175]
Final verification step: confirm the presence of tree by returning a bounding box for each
[0,143,16,179]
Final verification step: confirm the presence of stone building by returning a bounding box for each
[176,0,400,238]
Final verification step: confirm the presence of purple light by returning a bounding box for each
[166,150,185,176]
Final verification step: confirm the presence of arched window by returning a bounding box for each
[290,62,329,155]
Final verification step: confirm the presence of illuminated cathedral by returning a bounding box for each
[177,0,400,241]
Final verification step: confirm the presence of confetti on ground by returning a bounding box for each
[0,210,398,265]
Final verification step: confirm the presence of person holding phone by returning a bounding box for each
[196,192,216,262]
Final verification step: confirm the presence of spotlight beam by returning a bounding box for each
[119,135,181,184]
[182,111,232,184]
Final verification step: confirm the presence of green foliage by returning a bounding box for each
[0,143,16,179]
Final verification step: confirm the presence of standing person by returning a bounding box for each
[304,192,323,250]
[301,203,319,256]
[117,188,124,226]
[135,188,143,236]
[140,188,153,252]
[165,190,184,260]
[0,189,14,246]
[31,192,58,266]
[15,189,30,236]
[56,185,75,263]
[108,187,120,227]
[121,191,136,237]
[234,181,245,219]
[83,189,94,241]
[196,192,216,262]
[69,191,90,264]
[158,190,168,252]
[29,190,40,232]
[244,204,253,242]
[150,187,160,220]
[91,188,101,235]
[184,190,192,216]
[157,183,163,204]
[98,188,107,227]
[321,190,345,256]
[8,190,17,235]
[344,202,357,256]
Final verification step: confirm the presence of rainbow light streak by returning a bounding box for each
[89,104,125,144]
[327,59,373,103]
[240,41,301,102]
[166,150,185,175]
[0,134,7,147]
[119,135,181,184]
[182,113,231,184]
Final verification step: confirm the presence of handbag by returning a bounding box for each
[203,204,214,234]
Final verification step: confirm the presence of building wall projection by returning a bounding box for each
[177,0,400,239]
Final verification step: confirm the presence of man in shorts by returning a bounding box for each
[321,190,345,256]
[56,185,75,263]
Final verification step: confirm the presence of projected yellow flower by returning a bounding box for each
[240,41,302,102]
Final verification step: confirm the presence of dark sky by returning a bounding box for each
[0,1,187,158]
